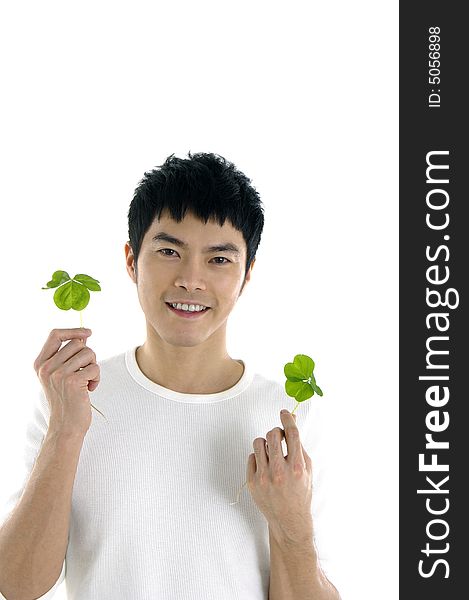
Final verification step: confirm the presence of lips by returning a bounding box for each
[165,302,211,319]
[166,301,210,308]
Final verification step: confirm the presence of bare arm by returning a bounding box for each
[0,328,99,600]
[246,410,341,600]
[0,429,85,600]
[268,527,342,600]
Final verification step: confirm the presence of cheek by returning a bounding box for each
[136,259,165,289]
[219,276,244,306]
[135,271,161,308]
[218,265,242,287]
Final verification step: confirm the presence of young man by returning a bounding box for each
[0,152,341,599]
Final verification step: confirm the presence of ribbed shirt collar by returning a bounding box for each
[125,346,254,403]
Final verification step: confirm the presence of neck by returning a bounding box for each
[135,333,244,395]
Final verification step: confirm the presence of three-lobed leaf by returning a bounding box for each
[284,353,323,403]
[42,270,101,311]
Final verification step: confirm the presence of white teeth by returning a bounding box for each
[170,302,207,312]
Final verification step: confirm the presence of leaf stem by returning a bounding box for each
[79,313,107,422]
[90,403,108,421]
[291,402,300,415]
[229,480,248,505]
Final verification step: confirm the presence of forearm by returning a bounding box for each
[0,428,84,600]
[268,527,341,600]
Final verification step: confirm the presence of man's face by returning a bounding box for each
[125,209,254,348]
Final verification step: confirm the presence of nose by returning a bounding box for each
[174,257,207,292]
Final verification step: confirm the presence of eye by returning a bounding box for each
[212,257,230,264]
[157,249,230,264]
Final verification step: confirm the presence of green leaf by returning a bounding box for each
[53,281,72,310]
[285,379,314,402]
[283,353,324,404]
[42,270,101,312]
[53,280,91,311]
[312,383,323,396]
[284,354,315,380]
[41,270,71,289]
[70,281,91,310]
[73,274,101,291]
[294,354,315,377]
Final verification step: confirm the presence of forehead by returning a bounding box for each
[146,209,245,246]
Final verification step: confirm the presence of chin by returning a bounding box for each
[155,328,207,348]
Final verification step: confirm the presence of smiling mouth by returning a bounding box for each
[165,302,211,318]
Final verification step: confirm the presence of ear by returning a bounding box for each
[124,242,137,283]
[239,258,255,296]
[247,258,255,281]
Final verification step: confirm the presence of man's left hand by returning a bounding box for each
[246,409,314,545]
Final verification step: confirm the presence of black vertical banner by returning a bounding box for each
[400,3,467,598]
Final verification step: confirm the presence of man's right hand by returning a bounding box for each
[33,328,100,435]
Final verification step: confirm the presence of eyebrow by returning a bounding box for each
[151,232,242,256]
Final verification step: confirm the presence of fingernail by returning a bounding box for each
[281,409,289,415]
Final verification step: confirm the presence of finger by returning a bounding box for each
[266,427,286,461]
[289,414,310,466]
[43,340,96,378]
[57,338,90,362]
[246,452,256,483]
[302,444,312,470]
[34,328,92,370]
[81,363,101,391]
[280,410,305,466]
[63,344,97,372]
[253,437,268,469]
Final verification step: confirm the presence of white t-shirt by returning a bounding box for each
[0,347,341,599]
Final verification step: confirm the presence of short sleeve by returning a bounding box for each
[301,399,344,598]
[0,388,66,599]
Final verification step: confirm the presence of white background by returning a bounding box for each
[0,1,398,599]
